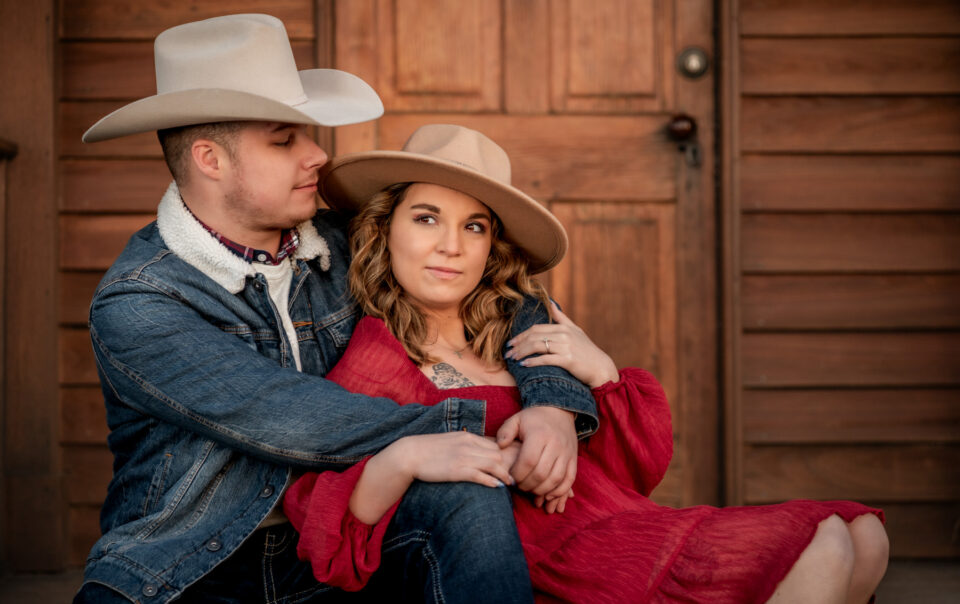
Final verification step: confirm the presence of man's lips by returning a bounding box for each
[294,181,318,191]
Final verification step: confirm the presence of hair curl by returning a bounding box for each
[348,183,550,366]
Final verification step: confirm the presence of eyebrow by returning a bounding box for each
[269,123,297,134]
[409,203,491,221]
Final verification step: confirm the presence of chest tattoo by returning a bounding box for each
[429,362,476,389]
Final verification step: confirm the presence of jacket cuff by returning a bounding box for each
[516,375,599,438]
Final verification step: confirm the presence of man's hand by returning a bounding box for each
[497,406,578,505]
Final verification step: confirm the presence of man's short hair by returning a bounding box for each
[157,122,244,184]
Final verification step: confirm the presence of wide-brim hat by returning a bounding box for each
[82,14,383,142]
[319,124,567,274]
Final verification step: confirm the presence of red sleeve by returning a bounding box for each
[581,367,674,496]
[283,459,400,592]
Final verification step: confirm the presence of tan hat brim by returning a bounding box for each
[82,69,383,142]
[319,151,567,273]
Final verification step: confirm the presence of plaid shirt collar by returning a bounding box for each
[183,204,300,266]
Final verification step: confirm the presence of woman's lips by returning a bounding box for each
[426,267,461,280]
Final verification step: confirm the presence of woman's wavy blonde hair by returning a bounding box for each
[348,183,551,366]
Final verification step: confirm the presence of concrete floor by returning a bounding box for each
[0,560,957,603]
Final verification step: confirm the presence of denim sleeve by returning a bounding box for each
[505,296,599,437]
[89,280,485,470]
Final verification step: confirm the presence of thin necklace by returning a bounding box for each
[434,340,470,359]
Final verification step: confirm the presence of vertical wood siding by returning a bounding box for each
[726,0,960,558]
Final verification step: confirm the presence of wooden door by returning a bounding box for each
[331,0,717,507]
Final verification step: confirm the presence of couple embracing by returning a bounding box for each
[75,14,886,604]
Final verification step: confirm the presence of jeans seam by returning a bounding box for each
[423,542,445,604]
[263,531,277,604]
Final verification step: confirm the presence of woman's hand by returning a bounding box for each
[394,431,516,488]
[505,301,619,388]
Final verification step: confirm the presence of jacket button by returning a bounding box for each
[253,281,264,291]
[260,485,275,498]
[206,538,222,552]
[142,584,158,597]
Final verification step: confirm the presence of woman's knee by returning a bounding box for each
[848,514,889,579]
[808,515,856,577]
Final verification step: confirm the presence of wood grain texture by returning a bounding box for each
[60,328,99,386]
[742,37,960,95]
[743,444,960,502]
[741,275,960,330]
[550,0,673,112]
[68,505,102,566]
[740,0,960,36]
[62,445,112,505]
[741,214,960,273]
[373,0,501,111]
[742,332,960,388]
[62,41,316,100]
[59,214,155,270]
[504,0,551,114]
[59,271,103,325]
[62,101,163,157]
[740,155,960,212]
[61,159,171,212]
[742,388,960,444]
[741,97,960,153]
[61,386,108,445]
[878,502,960,558]
[61,0,315,40]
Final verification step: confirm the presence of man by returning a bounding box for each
[74,14,597,604]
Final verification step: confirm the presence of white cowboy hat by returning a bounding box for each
[82,14,383,142]
[318,124,568,274]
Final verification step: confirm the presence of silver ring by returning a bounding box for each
[543,338,550,353]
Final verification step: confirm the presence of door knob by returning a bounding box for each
[677,47,709,79]
[667,113,697,142]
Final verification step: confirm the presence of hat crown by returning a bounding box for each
[402,124,512,186]
[154,14,307,105]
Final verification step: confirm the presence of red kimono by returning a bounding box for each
[284,317,882,603]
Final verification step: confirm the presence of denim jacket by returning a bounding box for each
[80,183,598,602]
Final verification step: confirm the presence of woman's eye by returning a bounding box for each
[466,222,487,234]
[414,214,437,224]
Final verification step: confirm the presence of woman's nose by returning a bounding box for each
[436,227,461,255]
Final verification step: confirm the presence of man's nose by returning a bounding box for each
[302,136,328,170]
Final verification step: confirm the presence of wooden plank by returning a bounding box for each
[742,333,960,388]
[61,101,163,158]
[742,37,960,95]
[879,503,960,558]
[59,214,155,270]
[550,0,673,113]
[743,444,960,503]
[549,202,679,406]
[62,41,316,100]
[61,0,315,40]
[61,386,108,445]
[62,445,112,505]
[60,271,103,325]
[376,114,676,202]
[741,214,960,273]
[740,0,960,36]
[1,0,64,571]
[742,275,960,330]
[60,327,98,386]
[374,0,501,112]
[504,0,550,113]
[68,505,102,567]
[743,388,960,444]
[60,159,171,212]
[740,155,960,212]
[741,97,960,153]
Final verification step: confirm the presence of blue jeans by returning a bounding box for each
[75,481,532,604]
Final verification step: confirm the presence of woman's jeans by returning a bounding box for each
[75,481,533,604]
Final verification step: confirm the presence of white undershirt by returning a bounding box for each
[258,260,302,371]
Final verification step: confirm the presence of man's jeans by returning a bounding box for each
[75,481,533,604]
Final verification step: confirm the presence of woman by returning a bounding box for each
[284,124,888,603]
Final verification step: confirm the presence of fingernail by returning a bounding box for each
[520,360,528,367]
[495,480,506,488]
[506,339,515,347]
[504,350,514,360]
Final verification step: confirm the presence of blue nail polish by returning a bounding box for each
[495,480,506,488]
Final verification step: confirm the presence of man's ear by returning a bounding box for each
[190,139,229,181]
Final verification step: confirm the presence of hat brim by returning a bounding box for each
[319,151,567,273]
[82,69,384,142]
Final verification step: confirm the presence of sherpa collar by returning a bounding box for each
[156,181,331,293]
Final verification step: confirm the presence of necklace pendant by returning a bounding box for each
[453,350,463,359]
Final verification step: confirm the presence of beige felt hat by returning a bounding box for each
[318,124,567,273]
[82,14,383,142]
